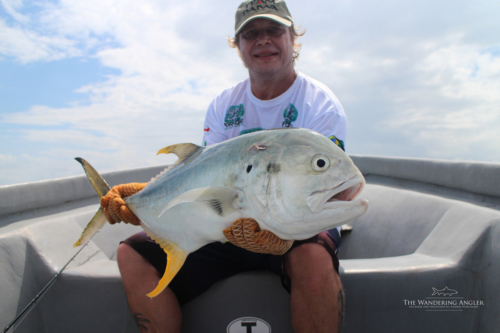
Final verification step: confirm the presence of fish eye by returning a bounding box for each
[247,164,253,173]
[311,155,330,172]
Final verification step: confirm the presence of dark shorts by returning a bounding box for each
[122,229,340,306]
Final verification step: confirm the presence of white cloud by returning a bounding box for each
[420,44,500,102]
[0,153,17,165]
[0,0,29,24]
[380,42,500,161]
[0,19,81,62]
[295,11,500,160]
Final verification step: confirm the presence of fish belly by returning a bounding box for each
[130,202,245,253]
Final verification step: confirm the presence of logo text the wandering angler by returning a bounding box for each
[402,287,485,312]
[404,299,484,307]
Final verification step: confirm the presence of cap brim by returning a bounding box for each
[235,14,292,35]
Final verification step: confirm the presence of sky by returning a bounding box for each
[1,0,499,186]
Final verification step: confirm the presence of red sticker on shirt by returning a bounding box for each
[204,127,210,133]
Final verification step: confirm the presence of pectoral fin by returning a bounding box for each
[142,224,188,298]
[158,187,243,218]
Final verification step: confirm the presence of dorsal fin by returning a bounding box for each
[157,143,202,163]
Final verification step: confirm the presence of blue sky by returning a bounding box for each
[1,0,499,186]
[0,57,119,113]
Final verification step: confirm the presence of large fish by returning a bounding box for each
[74,128,368,297]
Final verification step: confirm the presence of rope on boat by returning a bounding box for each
[1,233,98,333]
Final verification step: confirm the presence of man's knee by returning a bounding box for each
[117,243,159,277]
[285,243,339,289]
[117,242,136,267]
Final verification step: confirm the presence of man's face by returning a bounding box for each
[237,18,294,77]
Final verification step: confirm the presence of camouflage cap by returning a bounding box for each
[235,0,293,35]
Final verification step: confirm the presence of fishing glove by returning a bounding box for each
[223,218,294,255]
[100,183,147,226]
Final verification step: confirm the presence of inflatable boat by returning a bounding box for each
[0,156,498,332]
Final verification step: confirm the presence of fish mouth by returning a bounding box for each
[325,176,364,204]
[306,175,366,213]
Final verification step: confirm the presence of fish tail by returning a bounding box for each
[75,158,111,198]
[142,224,188,298]
[73,158,112,247]
[73,207,107,247]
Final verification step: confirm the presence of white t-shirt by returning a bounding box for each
[202,71,346,151]
[202,71,347,238]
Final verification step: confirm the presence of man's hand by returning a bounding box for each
[223,218,293,255]
[100,183,147,225]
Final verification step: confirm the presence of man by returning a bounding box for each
[110,1,347,332]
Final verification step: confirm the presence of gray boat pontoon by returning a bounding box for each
[1,156,499,332]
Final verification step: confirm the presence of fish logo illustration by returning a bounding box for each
[431,287,458,296]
